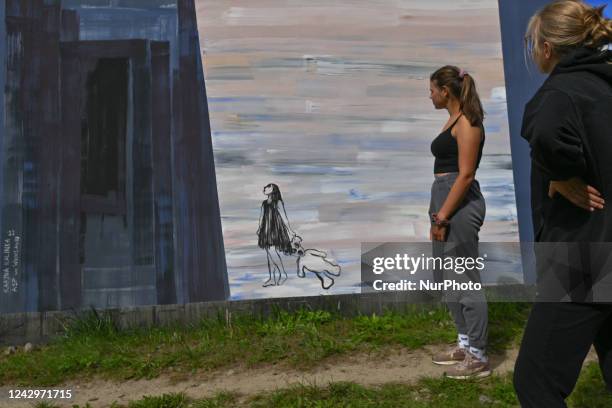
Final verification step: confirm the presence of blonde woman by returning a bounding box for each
[513,1,612,406]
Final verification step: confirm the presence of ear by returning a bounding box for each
[543,41,552,59]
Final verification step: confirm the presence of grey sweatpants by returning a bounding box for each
[428,172,488,349]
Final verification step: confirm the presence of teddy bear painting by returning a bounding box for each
[290,235,341,289]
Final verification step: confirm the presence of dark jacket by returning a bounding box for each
[521,46,612,243]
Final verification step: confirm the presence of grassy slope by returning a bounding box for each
[1,303,530,386]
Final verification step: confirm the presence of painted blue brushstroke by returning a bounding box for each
[208,96,266,103]
[25,264,37,312]
[62,2,179,70]
[484,125,501,133]
[157,196,173,224]
[349,188,368,200]
[271,165,354,176]
[359,139,415,150]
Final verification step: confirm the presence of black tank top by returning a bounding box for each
[431,114,485,173]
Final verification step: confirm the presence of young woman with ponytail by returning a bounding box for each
[427,65,490,379]
[513,1,612,406]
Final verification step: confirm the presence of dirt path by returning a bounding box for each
[1,346,598,407]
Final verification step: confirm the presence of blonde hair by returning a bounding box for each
[525,0,612,62]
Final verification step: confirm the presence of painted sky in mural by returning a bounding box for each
[196,0,520,300]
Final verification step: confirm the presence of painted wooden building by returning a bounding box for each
[0,0,228,313]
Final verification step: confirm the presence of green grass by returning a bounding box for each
[243,362,612,408]
[1,303,531,387]
[568,361,612,408]
[244,379,499,408]
[487,302,532,353]
[30,361,612,407]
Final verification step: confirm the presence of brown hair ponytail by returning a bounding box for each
[430,65,484,127]
[459,73,485,127]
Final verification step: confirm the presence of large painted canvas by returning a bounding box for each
[196,0,520,300]
[0,0,228,313]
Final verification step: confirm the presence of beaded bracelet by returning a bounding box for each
[431,213,450,227]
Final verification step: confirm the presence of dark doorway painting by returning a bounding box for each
[0,0,228,313]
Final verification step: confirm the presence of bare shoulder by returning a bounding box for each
[454,116,482,140]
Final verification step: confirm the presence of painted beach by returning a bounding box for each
[195,0,521,300]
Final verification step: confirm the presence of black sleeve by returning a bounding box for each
[521,89,587,181]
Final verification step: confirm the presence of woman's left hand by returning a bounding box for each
[430,225,448,241]
[548,177,605,211]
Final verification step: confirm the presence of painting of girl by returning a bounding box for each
[257,183,296,286]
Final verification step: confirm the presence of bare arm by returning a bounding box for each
[436,117,482,221]
[257,202,263,235]
[279,200,295,235]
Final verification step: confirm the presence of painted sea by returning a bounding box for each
[195,0,521,300]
